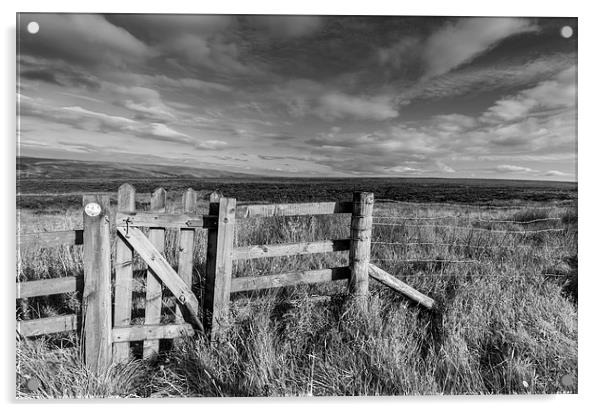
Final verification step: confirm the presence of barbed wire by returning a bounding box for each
[370,241,545,250]
[373,215,563,224]
[371,223,567,234]
[376,198,576,210]
[372,258,481,264]
[370,271,566,278]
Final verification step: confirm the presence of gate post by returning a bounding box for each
[204,197,236,340]
[348,192,374,310]
[82,194,112,374]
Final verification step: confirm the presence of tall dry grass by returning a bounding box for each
[16,200,577,397]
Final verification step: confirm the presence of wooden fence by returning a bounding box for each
[16,185,433,374]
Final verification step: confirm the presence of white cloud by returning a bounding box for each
[149,123,189,140]
[196,140,228,150]
[544,170,568,177]
[386,166,424,174]
[422,18,538,78]
[495,164,537,173]
[316,93,398,121]
[481,66,576,123]
[396,53,575,103]
[379,18,538,79]
[110,86,176,122]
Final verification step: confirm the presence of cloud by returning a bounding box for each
[395,53,575,103]
[481,66,576,123]
[109,86,176,122]
[315,93,398,121]
[378,38,420,69]
[160,34,251,74]
[422,18,538,78]
[379,18,537,80]
[431,114,478,133]
[386,166,424,174]
[195,140,228,150]
[495,164,537,173]
[435,160,456,173]
[20,96,192,144]
[19,14,152,66]
[544,170,568,177]
[155,76,232,93]
[20,70,62,86]
[106,14,234,39]
[249,16,324,38]
[149,123,189,140]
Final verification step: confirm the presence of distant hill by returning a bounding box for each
[17,156,255,180]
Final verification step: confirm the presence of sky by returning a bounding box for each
[17,14,577,180]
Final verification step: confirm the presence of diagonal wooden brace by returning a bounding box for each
[116,226,204,332]
[368,263,435,309]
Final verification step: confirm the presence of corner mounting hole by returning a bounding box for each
[27,21,39,34]
[561,26,573,39]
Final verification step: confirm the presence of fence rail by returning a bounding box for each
[17,276,82,299]
[235,201,353,218]
[18,229,84,248]
[233,239,351,260]
[231,267,351,293]
[17,314,78,337]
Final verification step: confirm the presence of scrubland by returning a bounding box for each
[16,192,577,397]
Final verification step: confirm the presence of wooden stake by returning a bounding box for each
[204,197,236,340]
[113,183,136,363]
[82,193,112,374]
[143,188,166,358]
[176,189,196,325]
[368,264,435,309]
[348,192,374,309]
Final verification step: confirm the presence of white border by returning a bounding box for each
[2,1,599,410]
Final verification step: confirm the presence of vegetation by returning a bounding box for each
[16,180,577,397]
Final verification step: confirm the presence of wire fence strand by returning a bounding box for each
[372,215,563,224]
[370,241,552,251]
[371,223,567,234]
[376,199,576,210]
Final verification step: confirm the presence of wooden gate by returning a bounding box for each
[110,184,208,363]
[70,185,433,373]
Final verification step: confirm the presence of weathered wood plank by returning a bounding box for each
[348,192,374,309]
[115,211,216,229]
[144,188,166,358]
[115,227,203,332]
[176,188,197,325]
[82,194,112,374]
[17,276,81,299]
[236,201,353,219]
[233,239,351,260]
[18,230,83,248]
[17,314,78,337]
[204,197,236,340]
[231,267,350,293]
[112,323,195,343]
[113,183,136,363]
[368,264,435,309]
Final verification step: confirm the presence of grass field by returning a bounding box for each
[16,176,578,397]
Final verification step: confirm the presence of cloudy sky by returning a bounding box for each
[17,14,577,180]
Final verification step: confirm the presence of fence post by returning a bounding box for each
[348,192,374,309]
[204,197,236,340]
[82,193,112,374]
[113,184,136,362]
